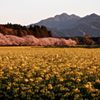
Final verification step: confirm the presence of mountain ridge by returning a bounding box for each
[28,13,81,29]
[28,13,100,37]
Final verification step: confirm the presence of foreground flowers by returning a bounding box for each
[0,47,100,99]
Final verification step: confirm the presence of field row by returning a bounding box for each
[0,47,100,100]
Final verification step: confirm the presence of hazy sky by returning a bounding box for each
[0,0,100,25]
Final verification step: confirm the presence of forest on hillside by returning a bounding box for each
[0,23,53,38]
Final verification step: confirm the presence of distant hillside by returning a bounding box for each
[0,23,53,38]
[48,22,100,37]
[28,13,100,37]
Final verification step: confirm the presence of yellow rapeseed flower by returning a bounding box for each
[25,79,29,82]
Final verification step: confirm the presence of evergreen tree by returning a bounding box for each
[33,25,41,37]
[41,26,49,37]
[48,30,53,37]
[17,30,22,37]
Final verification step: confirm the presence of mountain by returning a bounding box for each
[28,13,81,29]
[62,22,100,37]
[28,13,100,37]
[74,13,100,27]
[28,13,100,29]
[49,22,100,37]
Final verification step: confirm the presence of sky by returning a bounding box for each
[0,0,100,26]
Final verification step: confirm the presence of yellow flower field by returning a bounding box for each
[0,46,100,100]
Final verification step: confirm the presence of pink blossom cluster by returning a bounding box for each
[0,33,76,46]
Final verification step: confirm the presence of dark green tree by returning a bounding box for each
[17,30,22,37]
[33,25,41,37]
[48,30,53,37]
